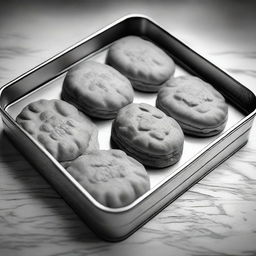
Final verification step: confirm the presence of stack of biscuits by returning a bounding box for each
[16,35,228,208]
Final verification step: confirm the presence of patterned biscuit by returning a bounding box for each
[111,103,184,168]
[156,76,228,137]
[66,150,150,208]
[62,61,134,119]
[106,36,175,92]
[16,99,99,162]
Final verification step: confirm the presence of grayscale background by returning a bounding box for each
[0,1,256,255]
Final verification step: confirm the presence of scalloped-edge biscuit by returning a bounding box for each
[16,99,99,162]
[156,76,228,137]
[66,150,150,208]
[106,36,175,92]
[62,61,134,119]
[111,103,184,168]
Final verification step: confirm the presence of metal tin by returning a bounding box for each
[1,14,256,241]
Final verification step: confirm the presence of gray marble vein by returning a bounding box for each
[210,51,256,59]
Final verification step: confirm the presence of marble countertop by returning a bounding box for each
[0,1,256,255]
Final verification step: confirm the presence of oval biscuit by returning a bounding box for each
[156,76,228,136]
[111,103,184,168]
[106,36,175,92]
[62,61,134,119]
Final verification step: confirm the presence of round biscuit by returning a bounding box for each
[66,150,150,208]
[16,99,99,162]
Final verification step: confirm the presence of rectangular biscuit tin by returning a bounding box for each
[1,14,256,241]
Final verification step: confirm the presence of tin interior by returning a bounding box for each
[5,46,245,189]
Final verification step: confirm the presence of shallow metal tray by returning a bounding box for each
[1,15,256,241]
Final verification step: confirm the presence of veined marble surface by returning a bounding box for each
[0,1,256,255]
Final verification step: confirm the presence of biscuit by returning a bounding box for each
[111,103,184,168]
[66,150,150,208]
[106,36,175,92]
[156,76,228,137]
[16,99,99,162]
[62,61,134,119]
